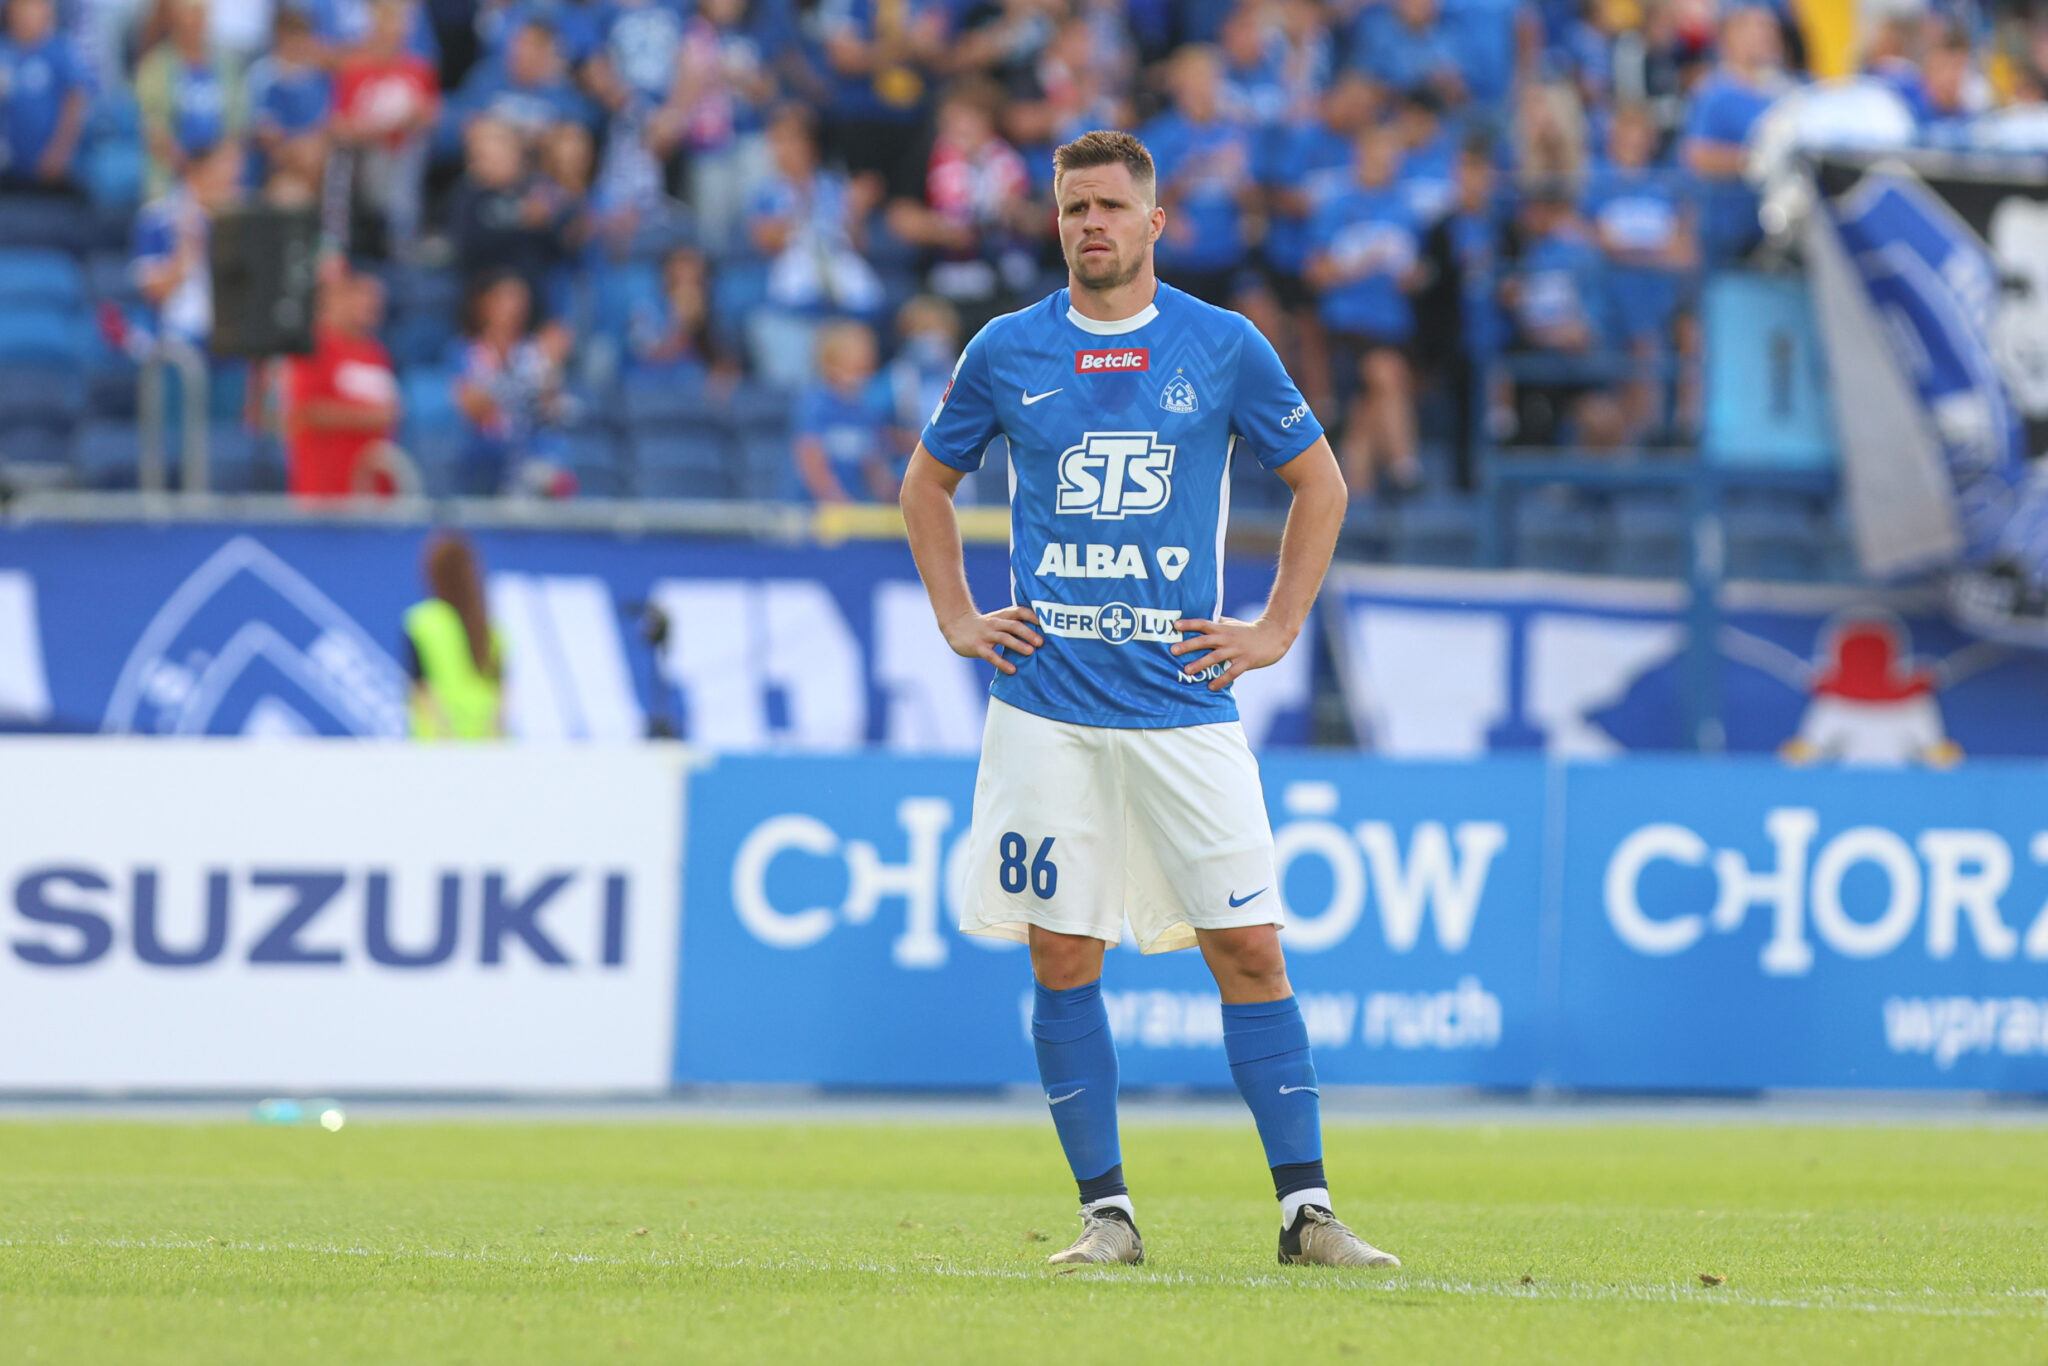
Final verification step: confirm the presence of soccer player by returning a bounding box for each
[900,129,1398,1271]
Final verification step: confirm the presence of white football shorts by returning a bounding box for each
[959,697,1281,954]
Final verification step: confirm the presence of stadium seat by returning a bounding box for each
[563,427,626,497]
[386,311,455,369]
[84,251,139,305]
[0,364,86,430]
[636,463,735,499]
[1725,504,1825,582]
[83,138,145,212]
[1390,496,1481,567]
[593,260,661,338]
[73,418,140,488]
[0,249,84,310]
[202,424,260,493]
[0,423,74,473]
[0,309,88,366]
[727,380,792,434]
[1512,494,1608,574]
[622,372,713,430]
[1610,491,1689,580]
[735,430,794,500]
[633,428,732,499]
[0,196,91,252]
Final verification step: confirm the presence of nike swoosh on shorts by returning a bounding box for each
[1228,888,1267,908]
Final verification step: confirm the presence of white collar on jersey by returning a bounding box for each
[1065,294,1158,335]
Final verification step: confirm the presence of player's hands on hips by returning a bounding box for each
[1169,616,1295,691]
[942,604,1043,675]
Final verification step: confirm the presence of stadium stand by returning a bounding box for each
[0,0,2036,578]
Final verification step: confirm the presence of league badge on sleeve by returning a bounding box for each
[1159,370,1199,414]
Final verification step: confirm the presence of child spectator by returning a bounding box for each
[1145,44,1273,328]
[130,138,242,350]
[885,76,1036,327]
[1503,185,1626,447]
[1583,102,1697,438]
[449,115,570,309]
[1681,5,1789,262]
[0,0,93,196]
[884,293,958,444]
[286,266,403,498]
[135,0,246,197]
[1306,121,1423,495]
[247,8,330,203]
[454,269,577,496]
[792,318,899,504]
[745,101,885,385]
[330,0,439,260]
[627,244,731,380]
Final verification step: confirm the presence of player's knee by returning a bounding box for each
[1028,929,1105,990]
[1200,925,1289,995]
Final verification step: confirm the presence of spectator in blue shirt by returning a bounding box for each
[1261,71,1377,415]
[1217,2,1289,128]
[1145,43,1273,328]
[1503,185,1626,447]
[0,0,91,194]
[1444,0,1535,109]
[815,0,948,199]
[1681,5,1787,263]
[247,8,330,201]
[1359,0,1469,108]
[135,0,246,198]
[454,14,597,149]
[1583,102,1697,437]
[792,317,899,503]
[1394,87,1457,226]
[1307,121,1424,495]
[1917,21,1982,142]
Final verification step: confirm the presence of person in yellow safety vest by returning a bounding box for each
[401,531,505,740]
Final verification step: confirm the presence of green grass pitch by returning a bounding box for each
[2,1117,2045,1364]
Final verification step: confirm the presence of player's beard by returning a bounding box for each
[1068,239,1143,292]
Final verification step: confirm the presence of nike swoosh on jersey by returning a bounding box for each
[1278,1085,1319,1096]
[1046,1088,1085,1105]
[1021,388,1063,405]
[1227,888,1267,908]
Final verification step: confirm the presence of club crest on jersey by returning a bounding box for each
[1075,348,1149,373]
[1159,370,1198,414]
[1055,431,1176,519]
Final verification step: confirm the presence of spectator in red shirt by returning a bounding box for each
[285,267,402,497]
[331,0,440,259]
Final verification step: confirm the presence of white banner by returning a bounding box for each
[0,741,685,1090]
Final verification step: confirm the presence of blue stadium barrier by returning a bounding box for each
[675,751,2048,1091]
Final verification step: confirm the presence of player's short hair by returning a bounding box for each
[1052,130,1156,205]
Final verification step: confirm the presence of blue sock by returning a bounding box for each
[1031,980,1125,1203]
[1222,996,1327,1202]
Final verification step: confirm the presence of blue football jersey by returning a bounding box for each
[919,283,1325,730]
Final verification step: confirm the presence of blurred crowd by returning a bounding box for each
[0,0,2043,503]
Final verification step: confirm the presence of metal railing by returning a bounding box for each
[136,336,210,493]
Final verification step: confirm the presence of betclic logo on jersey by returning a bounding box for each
[1056,431,1176,519]
[1075,348,1149,373]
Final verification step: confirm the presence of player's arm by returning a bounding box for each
[1171,436,1346,691]
[900,444,1042,674]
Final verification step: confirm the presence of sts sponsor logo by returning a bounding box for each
[1056,431,1176,519]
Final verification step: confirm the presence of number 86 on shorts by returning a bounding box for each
[999,832,1059,899]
